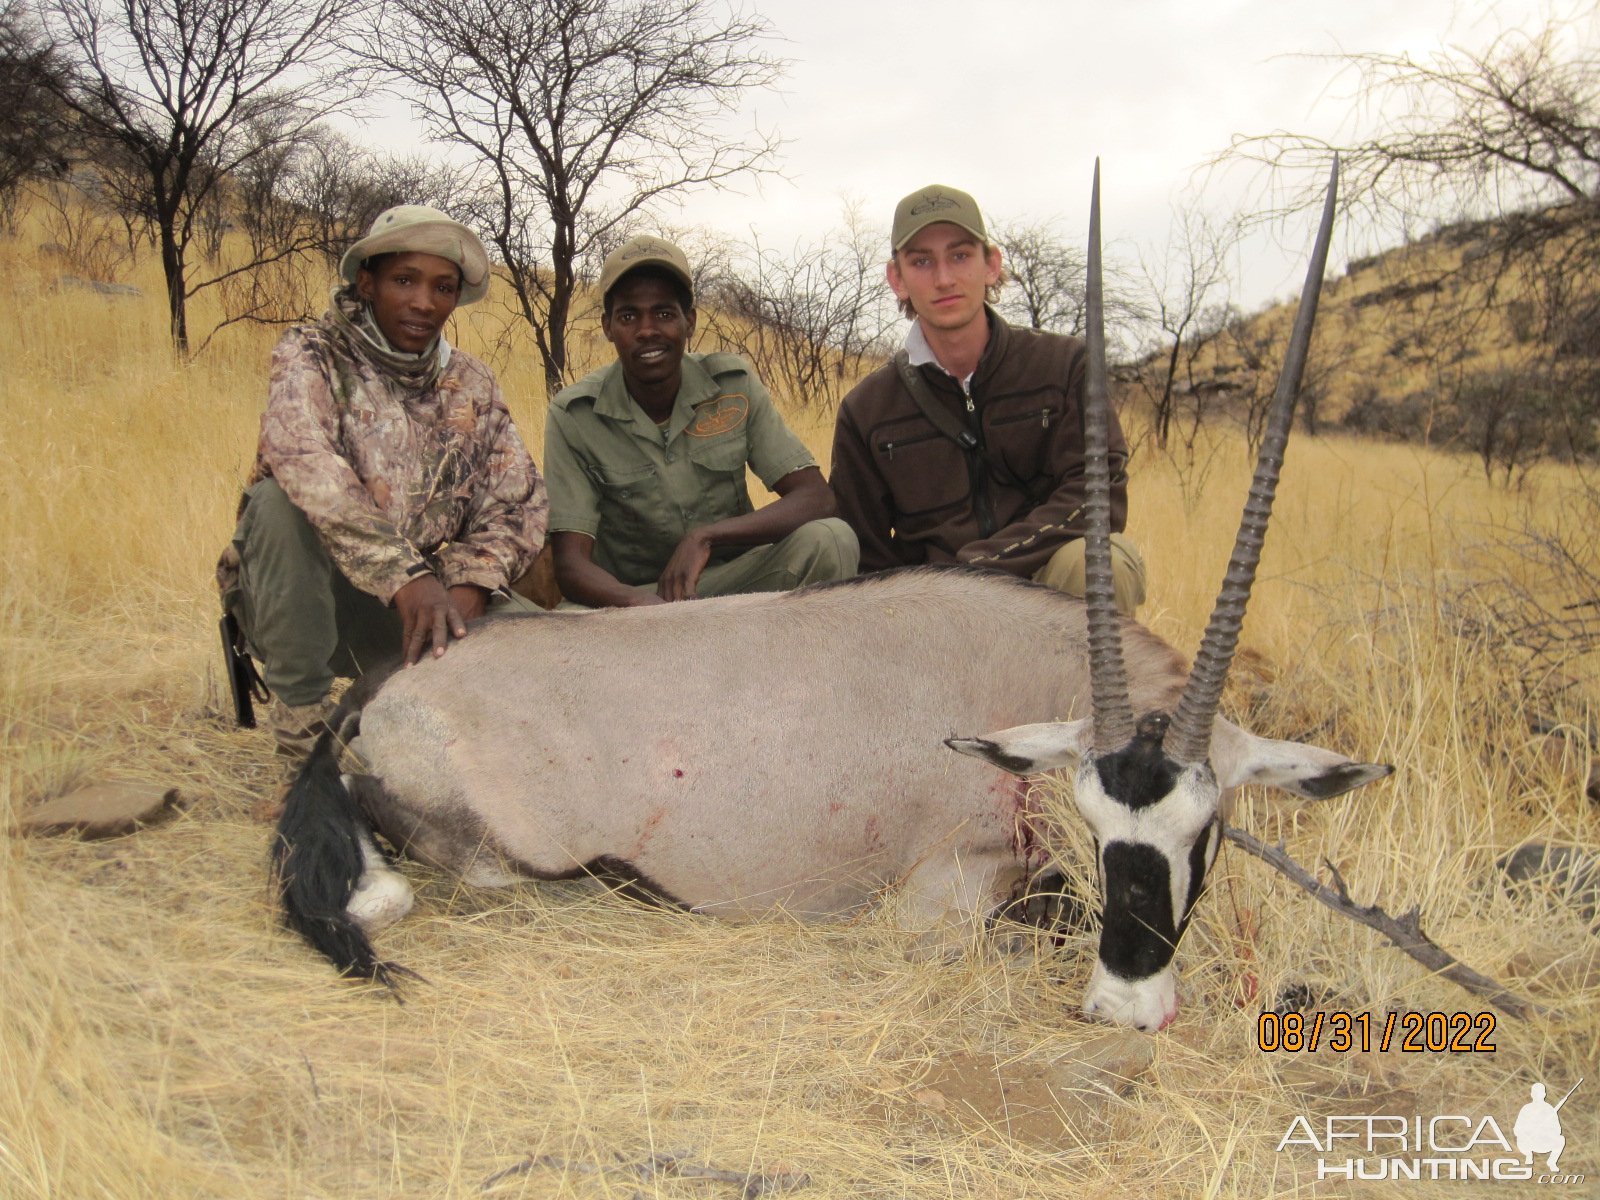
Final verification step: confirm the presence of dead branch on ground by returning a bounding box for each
[1223,825,1551,1021]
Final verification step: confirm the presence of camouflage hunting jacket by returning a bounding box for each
[217,310,547,604]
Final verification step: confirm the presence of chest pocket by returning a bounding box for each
[872,419,970,520]
[983,391,1068,486]
[587,459,666,544]
[686,432,748,474]
[589,460,657,498]
[685,431,752,520]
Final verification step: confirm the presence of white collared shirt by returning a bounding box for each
[905,318,973,394]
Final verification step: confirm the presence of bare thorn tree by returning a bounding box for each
[364,0,784,394]
[0,0,72,228]
[1227,10,1600,477]
[992,218,1088,334]
[37,0,366,352]
[1227,15,1600,235]
[1135,206,1240,451]
[992,216,1147,355]
[198,124,466,349]
[708,203,894,410]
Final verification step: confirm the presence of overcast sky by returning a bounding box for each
[350,0,1579,314]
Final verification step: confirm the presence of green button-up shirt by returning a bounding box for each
[545,352,816,586]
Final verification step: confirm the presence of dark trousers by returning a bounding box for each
[225,480,403,707]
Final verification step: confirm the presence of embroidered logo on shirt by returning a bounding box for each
[686,394,749,438]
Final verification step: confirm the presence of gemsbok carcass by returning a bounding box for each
[273,160,1390,1032]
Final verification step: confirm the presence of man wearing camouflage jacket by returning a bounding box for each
[218,205,547,804]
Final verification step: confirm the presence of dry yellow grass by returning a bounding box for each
[2,199,1597,1199]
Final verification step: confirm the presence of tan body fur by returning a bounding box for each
[352,567,1189,928]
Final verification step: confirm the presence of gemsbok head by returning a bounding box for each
[947,158,1390,1031]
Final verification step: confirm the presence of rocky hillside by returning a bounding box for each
[1135,205,1600,477]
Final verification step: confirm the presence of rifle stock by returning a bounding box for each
[219,612,269,728]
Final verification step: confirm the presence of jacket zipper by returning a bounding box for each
[963,380,996,537]
[880,429,944,461]
[988,404,1056,430]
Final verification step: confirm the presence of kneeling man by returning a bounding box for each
[831,185,1145,614]
[545,236,857,607]
[218,204,548,790]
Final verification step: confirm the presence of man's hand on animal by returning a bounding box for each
[393,574,471,664]
[215,203,550,806]
[447,584,490,624]
[657,530,714,601]
[270,167,1393,1037]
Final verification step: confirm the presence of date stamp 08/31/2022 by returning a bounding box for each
[1258,1011,1498,1054]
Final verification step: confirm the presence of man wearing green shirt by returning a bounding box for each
[545,236,858,607]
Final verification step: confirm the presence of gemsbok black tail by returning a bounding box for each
[271,729,400,990]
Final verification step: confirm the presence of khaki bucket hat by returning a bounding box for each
[598,235,694,303]
[891,184,989,251]
[340,205,491,305]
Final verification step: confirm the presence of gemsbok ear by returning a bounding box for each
[944,719,1095,776]
[1209,720,1393,799]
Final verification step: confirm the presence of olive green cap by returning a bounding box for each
[891,184,989,251]
[598,235,694,303]
[340,204,490,304]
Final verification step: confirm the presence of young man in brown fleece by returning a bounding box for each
[829,184,1145,613]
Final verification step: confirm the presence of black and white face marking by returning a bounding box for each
[1072,720,1224,1032]
[946,710,1391,1032]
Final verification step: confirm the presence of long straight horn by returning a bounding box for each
[1082,159,1135,754]
[1165,157,1340,765]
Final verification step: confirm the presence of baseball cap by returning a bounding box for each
[598,235,694,302]
[891,184,989,251]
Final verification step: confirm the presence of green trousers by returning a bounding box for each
[562,517,860,608]
[226,479,538,706]
[1032,533,1147,617]
[691,517,860,597]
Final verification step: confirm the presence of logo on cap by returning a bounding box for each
[910,191,960,216]
[622,239,674,261]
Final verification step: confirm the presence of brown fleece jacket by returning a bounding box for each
[830,309,1129,577]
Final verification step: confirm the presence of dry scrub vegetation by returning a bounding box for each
[2,206,1597,1199]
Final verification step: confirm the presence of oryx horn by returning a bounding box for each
[1165,156,1340,765]
[1082,159,1136,754]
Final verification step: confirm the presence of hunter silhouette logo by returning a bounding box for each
[1515,1079,1581,1172]
[909,190,960,216]
[1276,1075,1586,1184]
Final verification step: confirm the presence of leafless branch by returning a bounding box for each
[1224,16,1600,237]
[1131,205,1241,455]
[1216,11,1600,480]
[36,0,368,351]
[1223,825,1551,1021]
[0,0,74,227]
[990,216,1145,347]
[361,0,785,392]
[704,202,896,410]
